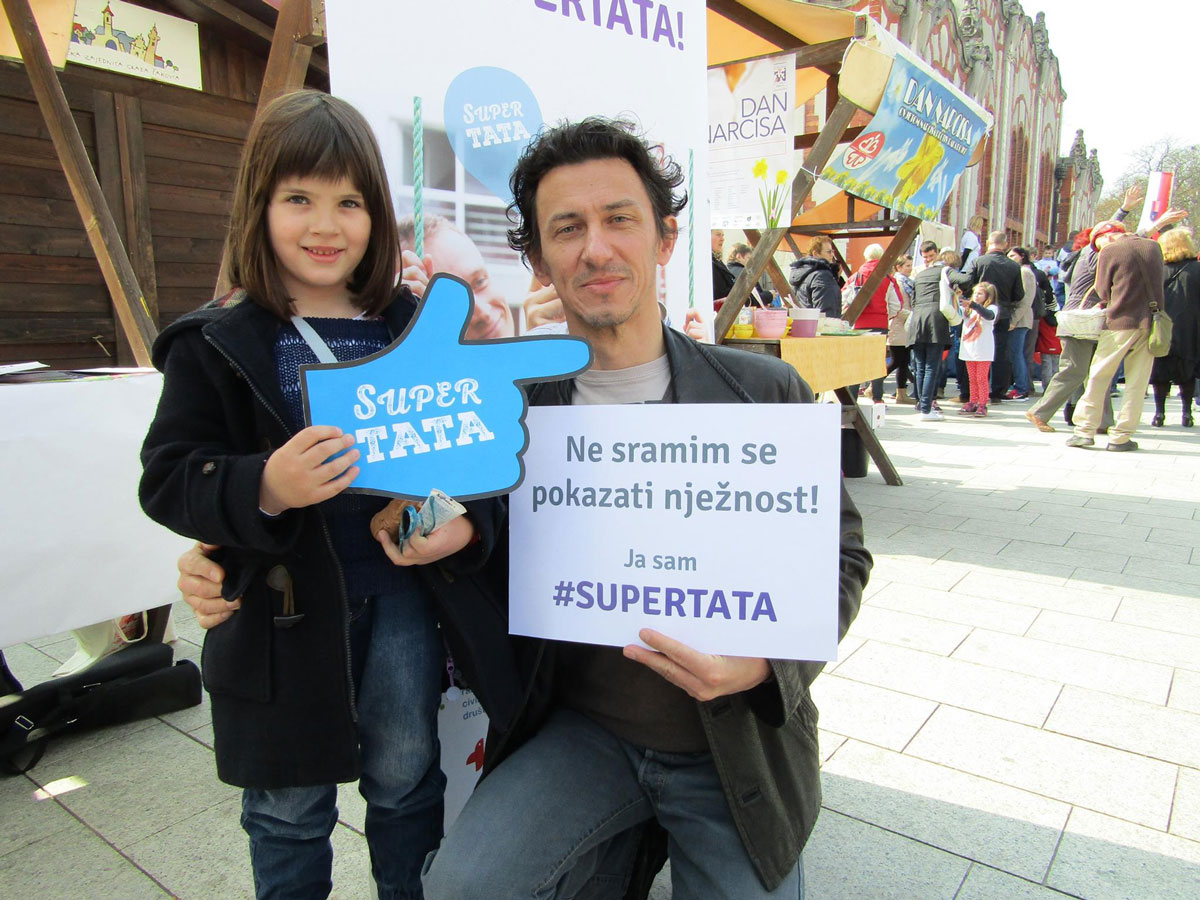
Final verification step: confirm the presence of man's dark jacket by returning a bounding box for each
[788,256,843,318]
[139,293,507,788]
[473,326,872,895]
[948,249,1023,319]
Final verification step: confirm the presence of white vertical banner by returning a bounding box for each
[708,52,796,230]
[325,0,711,328]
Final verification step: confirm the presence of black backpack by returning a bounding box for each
[1,641,201,775]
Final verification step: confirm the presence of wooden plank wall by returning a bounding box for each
[0,15,324,369]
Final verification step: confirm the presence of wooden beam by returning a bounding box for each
[706,0,807,51]
[840,215,921,325]
[115,94,159,326]
[1,0,156,365]
[744,228,792,299]
[715,96,858,342]
[92,89,133,365]
[259,0,317,104]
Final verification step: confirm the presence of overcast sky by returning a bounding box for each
[1031,0,1199,191]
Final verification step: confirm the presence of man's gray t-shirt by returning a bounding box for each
[553,354,709,752]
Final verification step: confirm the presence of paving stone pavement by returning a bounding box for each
[3,388,1199,899]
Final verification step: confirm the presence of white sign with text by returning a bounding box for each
[509,403,841,661]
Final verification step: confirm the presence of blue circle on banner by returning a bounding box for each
[444,67,543,201]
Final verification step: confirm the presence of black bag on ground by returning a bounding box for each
[0,641,201,775]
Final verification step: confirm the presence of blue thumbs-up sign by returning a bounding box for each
[300,275,591,500]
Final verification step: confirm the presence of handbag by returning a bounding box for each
[1,641,200,775]
[1057,284,1105,340]
[938,269,962,325]
[1147,299,1173,357]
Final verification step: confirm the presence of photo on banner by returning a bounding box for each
[324,0,711,332]
[708,52,795,230]
[820,24,991,221]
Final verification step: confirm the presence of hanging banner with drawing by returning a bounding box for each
[509,403,842,661]
[821,37,990,222]
[708,52,795,230]
[68,0,202,90]
[326,0,711,327]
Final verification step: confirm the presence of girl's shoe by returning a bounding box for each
[1151,414,1165,427]
[958,402,977,415]
[974,405,988,417]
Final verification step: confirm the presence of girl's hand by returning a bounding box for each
[377,515,475,567]
[260,426,360,515]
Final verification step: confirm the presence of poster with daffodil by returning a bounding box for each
[707,52,795,230]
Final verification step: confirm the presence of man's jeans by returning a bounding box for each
[990,317,1011,398]
[1008,326,1031,394]
[242,588,445,900]
[422,708,805,900]
[911,342,944,414]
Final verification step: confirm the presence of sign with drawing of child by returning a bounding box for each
[820,37,990,222]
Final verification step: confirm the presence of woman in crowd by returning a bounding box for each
[887,254,915,403]
[1025,223,1120,432]
[842,243,903,403]
[1006,246,1037,400]
[1150,227,1200,427]
[907,248,956,421]
[788,234,843,318]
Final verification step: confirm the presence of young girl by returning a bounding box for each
[139,91,501,899]
[958,282,999,417]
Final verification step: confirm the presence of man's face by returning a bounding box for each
[921,247,938,265]
[530,157,676,333]
[425,227,515,341]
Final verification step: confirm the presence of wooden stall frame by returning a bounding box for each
[0,0,157,365]
[708,9,908,485]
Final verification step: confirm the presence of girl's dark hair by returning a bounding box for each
[1010,246,1032,266]
[224,90,399,318]
[506,117,687,266]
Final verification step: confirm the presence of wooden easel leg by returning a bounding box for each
[834,386,903,486]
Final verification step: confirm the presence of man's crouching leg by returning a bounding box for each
[422,709,651,899]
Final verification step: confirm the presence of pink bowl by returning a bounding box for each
[753,308,789,339]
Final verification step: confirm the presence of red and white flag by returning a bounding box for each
[1138,171,1174,234]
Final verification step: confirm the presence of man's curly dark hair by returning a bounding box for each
[506,117,687,266]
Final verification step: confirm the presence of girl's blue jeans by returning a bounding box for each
[241,587,445,900]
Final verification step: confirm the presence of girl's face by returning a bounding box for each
[972,287,988,306]
[267,174,371,314]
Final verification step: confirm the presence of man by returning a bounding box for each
[398,214,517,340]
[180,119,871,898]
[788,234,842,318]
[949,230,1023,401]
[728,241,775,305]
[918,239,939,269]
[711,228,737,302]
[1066,230,1165,452]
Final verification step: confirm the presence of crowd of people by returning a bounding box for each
[767,182,1197,451]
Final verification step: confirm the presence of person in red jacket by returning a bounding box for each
[842,243,902,402]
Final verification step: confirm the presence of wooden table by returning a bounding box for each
[724,333,902,486]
